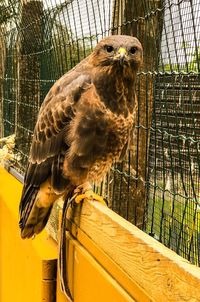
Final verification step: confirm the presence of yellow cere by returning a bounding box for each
[118,47,127,55]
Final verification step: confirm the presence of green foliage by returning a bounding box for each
[189,44,200,71]
[40,20,95,101]
[146,193,200,265]
[161,43,200,72]
[41,21,94,82]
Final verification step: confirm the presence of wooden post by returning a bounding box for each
[42,259,57,302]
[111,0,164,228]
[0,27,6,138]
[17,0,43,165]
[68,200,200,302]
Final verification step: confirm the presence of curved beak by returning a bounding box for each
[117,47,127,64]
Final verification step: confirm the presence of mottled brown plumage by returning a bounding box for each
[19,35,143,238]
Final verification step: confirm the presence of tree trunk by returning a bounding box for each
[17,0,43,168]
[0,27,6,138]
[111,0,164,229]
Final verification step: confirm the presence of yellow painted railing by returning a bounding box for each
[1,167,200,302]
[0,167,65,302]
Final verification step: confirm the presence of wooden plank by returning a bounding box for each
[65,231,137,302]
[68,200,200,302]
[70,222,152,302]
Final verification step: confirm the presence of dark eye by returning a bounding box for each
[105,45,114,53]
[130,47,137,54]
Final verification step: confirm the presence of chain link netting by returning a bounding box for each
[0,0,200,265]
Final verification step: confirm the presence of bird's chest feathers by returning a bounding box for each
[93,70,135,114]
[67,79,134,183]
[107,113,133,154]
[87,110,133,182]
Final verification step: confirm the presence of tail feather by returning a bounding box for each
[19,184,53,239]
[19,178,74,239]
[19,186,38,230]
[20,202,52,239]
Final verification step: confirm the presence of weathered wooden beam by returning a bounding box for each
[67,200,200,302]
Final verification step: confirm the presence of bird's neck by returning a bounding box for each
[93,66,136,115]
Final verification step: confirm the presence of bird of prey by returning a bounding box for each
[19,35,143,239]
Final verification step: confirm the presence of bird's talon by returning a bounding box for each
[74,190,107,206]
[75,194,86,204]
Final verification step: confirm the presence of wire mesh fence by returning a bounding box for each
[0,0,200,265]
[146,0,200,265]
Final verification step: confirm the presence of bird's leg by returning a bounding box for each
[74,181,92,194]
[74,182,106,205]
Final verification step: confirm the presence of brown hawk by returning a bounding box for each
[19,35,143,239]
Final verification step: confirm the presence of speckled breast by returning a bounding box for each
[88,113,133,182]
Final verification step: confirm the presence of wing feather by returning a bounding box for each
[19,66,92,230]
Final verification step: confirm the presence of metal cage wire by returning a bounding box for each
[0,0,200,265]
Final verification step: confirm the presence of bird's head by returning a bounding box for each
[90,35,143,72]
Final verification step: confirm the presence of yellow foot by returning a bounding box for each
[75,189,107,206]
